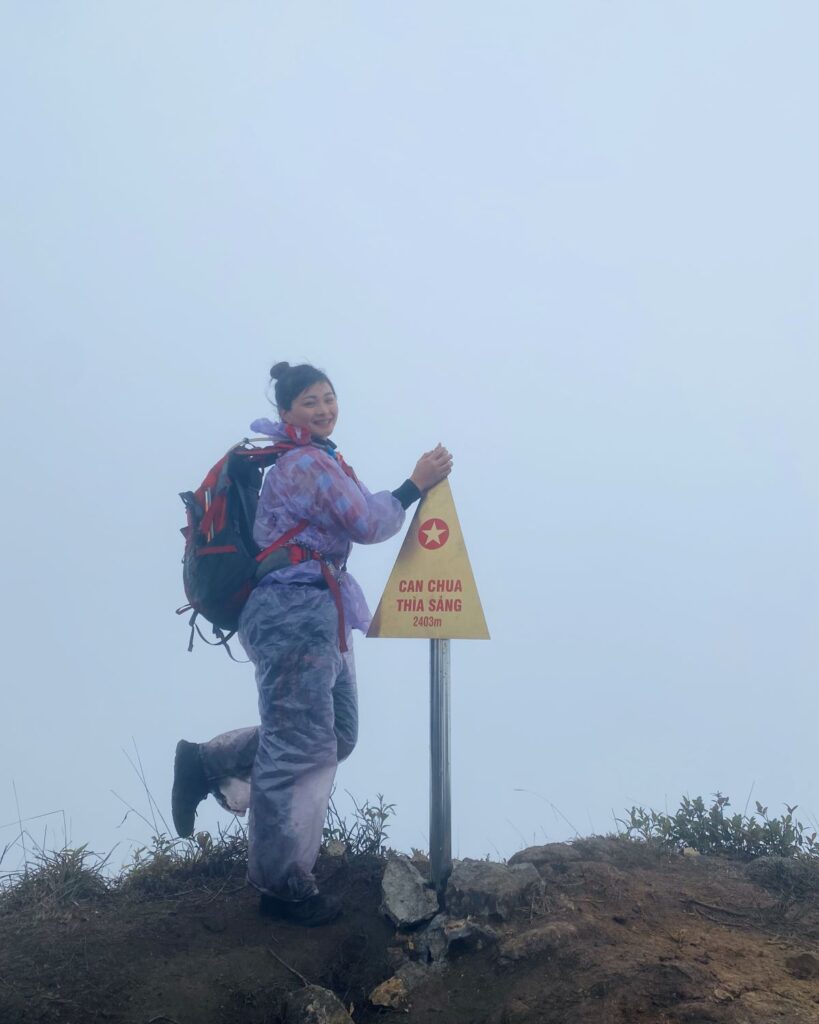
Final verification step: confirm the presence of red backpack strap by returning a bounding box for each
[231,439,300,466]
[243,439,350,653]
[319,562,349,653]
[255,520,309,564]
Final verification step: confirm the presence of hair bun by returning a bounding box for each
[270,361,291,380]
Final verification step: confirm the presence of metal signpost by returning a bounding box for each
[429,638,452,890]
[368,480,488,893]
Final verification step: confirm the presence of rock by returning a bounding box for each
[409,913,449,963]
[445,859,544,920]
[406,914,499,962]
[508,843,582,870]
[569,836,626,861]
[385,944,407,971]
[381,855,439,927]
[370,975,410,1010]
[286,984,353,1024]
[397,960,436,988]
[505,997,531,1020]
[370,962,434,1010]
[444,917,499,957]
[786,953,819,979]
[323,840,347,857]
[498,921,577,962]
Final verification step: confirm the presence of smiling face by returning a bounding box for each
[280,379,338,438]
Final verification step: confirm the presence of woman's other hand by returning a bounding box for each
[410,444,453,491]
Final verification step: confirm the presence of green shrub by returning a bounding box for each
[323,790,395,856]
[619,793,819,860]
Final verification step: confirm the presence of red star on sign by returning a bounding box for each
[418,518,450,550]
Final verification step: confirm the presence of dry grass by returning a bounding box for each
[120,825,249,898]
[0,844,111,915]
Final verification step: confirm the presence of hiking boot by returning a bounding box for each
[259,892,341,927]
[171,739,210,837]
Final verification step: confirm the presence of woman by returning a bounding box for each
[172,361,452,926]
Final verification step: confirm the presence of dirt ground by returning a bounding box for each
[3,839,819,1024]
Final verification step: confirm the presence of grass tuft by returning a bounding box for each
[0,844,110,914]
[0,783,397,915]
[120,824,249,897]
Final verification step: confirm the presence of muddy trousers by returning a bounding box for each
[198,671,358,818]
[199,584,358,901]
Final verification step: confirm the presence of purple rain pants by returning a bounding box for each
[198,581,358,901]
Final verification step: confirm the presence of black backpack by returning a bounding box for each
[176,440,307,653]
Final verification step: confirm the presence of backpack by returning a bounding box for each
[176,439,308,654]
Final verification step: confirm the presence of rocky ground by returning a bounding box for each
[3,837,819,1023]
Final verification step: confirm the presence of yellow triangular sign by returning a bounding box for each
[367,479,489,639]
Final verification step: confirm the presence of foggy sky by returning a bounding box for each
[2,2,817,871]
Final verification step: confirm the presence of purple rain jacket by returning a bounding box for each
[245,417,408,637]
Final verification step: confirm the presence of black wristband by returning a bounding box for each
[391,479,422,510]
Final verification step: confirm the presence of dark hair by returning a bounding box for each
[269,361,335,411]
